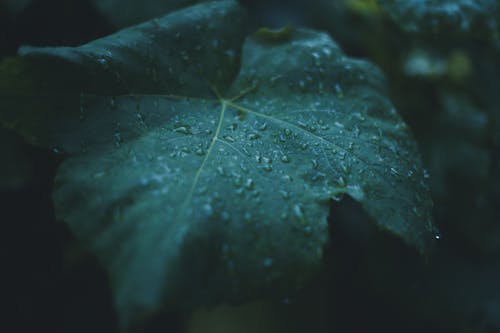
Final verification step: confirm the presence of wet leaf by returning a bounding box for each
[0,0,437,329]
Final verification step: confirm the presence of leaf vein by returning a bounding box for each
[176,102,227,219]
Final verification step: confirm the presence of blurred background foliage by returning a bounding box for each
[1,0,499,332]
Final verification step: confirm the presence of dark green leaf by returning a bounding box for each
[0,0,437,329]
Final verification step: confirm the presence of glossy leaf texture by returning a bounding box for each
[0,0,437,329]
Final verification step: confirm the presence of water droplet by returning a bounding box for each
[262,164,273,172]
[203,204,214,216]
[293,204,305,221]
[93,171,105,179]
[280,155,291,163]
[136,113,145,124]
[311,159,318,169]
[240,164,249,173]
[334,83,343,98]
[248,133,261,140]
[280,190,290,199]
[284,128,292,136]
[217,166,225,176]
[244,178,254,190]
[114,132,122,148]
[311,171,326,181]
[173,126,191,134]
[390,167,401,181]
[181,52,190,63]
[298,120,307,128]
[97,57,109,70]
[263,258,273,267]
[353,126,360,137]
[412,206,423,217]
[322,47,332,56]
[337,176,346,187]
[223,135,235,143]
[233,175,242,187]
[330,191,344,201]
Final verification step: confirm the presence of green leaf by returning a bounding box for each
[0,0,437,328]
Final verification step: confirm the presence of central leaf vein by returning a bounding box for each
[177,101,227,218]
